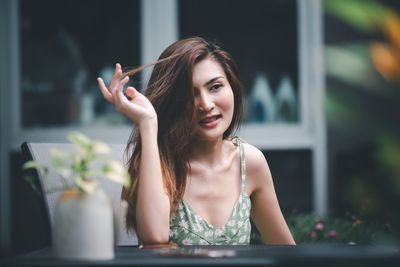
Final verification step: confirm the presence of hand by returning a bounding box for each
[97,63,157,127]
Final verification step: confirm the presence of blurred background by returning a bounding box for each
[1,0,400,257]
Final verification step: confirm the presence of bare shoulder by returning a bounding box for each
[242,143,267,168]
[242,142,273,196]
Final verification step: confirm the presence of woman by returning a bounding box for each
[97,37,295,246]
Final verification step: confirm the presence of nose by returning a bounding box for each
[196,91,215,112]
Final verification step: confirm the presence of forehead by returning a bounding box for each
[192,58,226,86]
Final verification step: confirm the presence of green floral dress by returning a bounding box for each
[169,137,251,246]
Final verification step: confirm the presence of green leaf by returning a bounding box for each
[25,131,131,195]
[67,132,91,147]
[324,0,386,33]
[325,44,391,97]
[71,153,81,171]
[24,175,41,195]
[50,148,69,169]
[74,175,98,193]
[23,160,47,171]
[92,141,111,154]
[85,169,104,178]
[67,132,91,157]
[103,160,131,188]
[55,167,73,179]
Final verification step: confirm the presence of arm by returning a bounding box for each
[97,64,170,244]
[245,144,295,245]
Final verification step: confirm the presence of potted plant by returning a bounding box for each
[23,132,131,260]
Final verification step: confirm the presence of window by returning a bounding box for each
[20,0,140,127]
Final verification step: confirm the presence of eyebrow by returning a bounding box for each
[203,76,224,87]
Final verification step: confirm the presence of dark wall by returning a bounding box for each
[10,151,50,256]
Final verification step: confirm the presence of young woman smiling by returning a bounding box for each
[97,37,295,246]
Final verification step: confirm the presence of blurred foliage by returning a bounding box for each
[377,134,400,192]
[324,1,400,135]
[325,0,386,32]
[287,212,397,245]
[370,9,400,84]
[324,0,400,240]
[250,212,397,245]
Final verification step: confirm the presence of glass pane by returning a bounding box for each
[179,0,298,124]
[20,0,140,127]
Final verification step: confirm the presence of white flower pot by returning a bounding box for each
[52,188,114,260]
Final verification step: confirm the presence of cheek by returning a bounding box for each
[222,88,235,114]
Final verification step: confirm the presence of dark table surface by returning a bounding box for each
[2,244,400,267]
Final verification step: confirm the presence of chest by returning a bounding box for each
[183,160,242,227]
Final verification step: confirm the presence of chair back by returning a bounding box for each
[21,142,138,246]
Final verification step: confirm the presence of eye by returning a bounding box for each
[210,84,223,91]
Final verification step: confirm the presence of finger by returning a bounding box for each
[97,77,114,103]
[115,76,130,103]
[109,64,122,90]
[114,63,120,75]
[120,76,130,87]
[126,87,137,98]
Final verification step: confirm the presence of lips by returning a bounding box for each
[199,114,222,128]
[199,114,221,124]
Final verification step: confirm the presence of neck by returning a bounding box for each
[189,137,225,167]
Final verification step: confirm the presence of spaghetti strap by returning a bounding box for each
[231,136,246,192]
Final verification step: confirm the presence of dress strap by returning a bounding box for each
[231,136,246,192]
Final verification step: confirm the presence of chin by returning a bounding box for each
[193,116,233,142]
[194,128,227,142]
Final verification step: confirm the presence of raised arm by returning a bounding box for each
[245,144,295,245]
[97,64,170,244]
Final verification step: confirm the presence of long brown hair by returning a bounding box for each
[121,37,243,232]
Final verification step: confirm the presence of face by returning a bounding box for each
[191,57,234,141]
